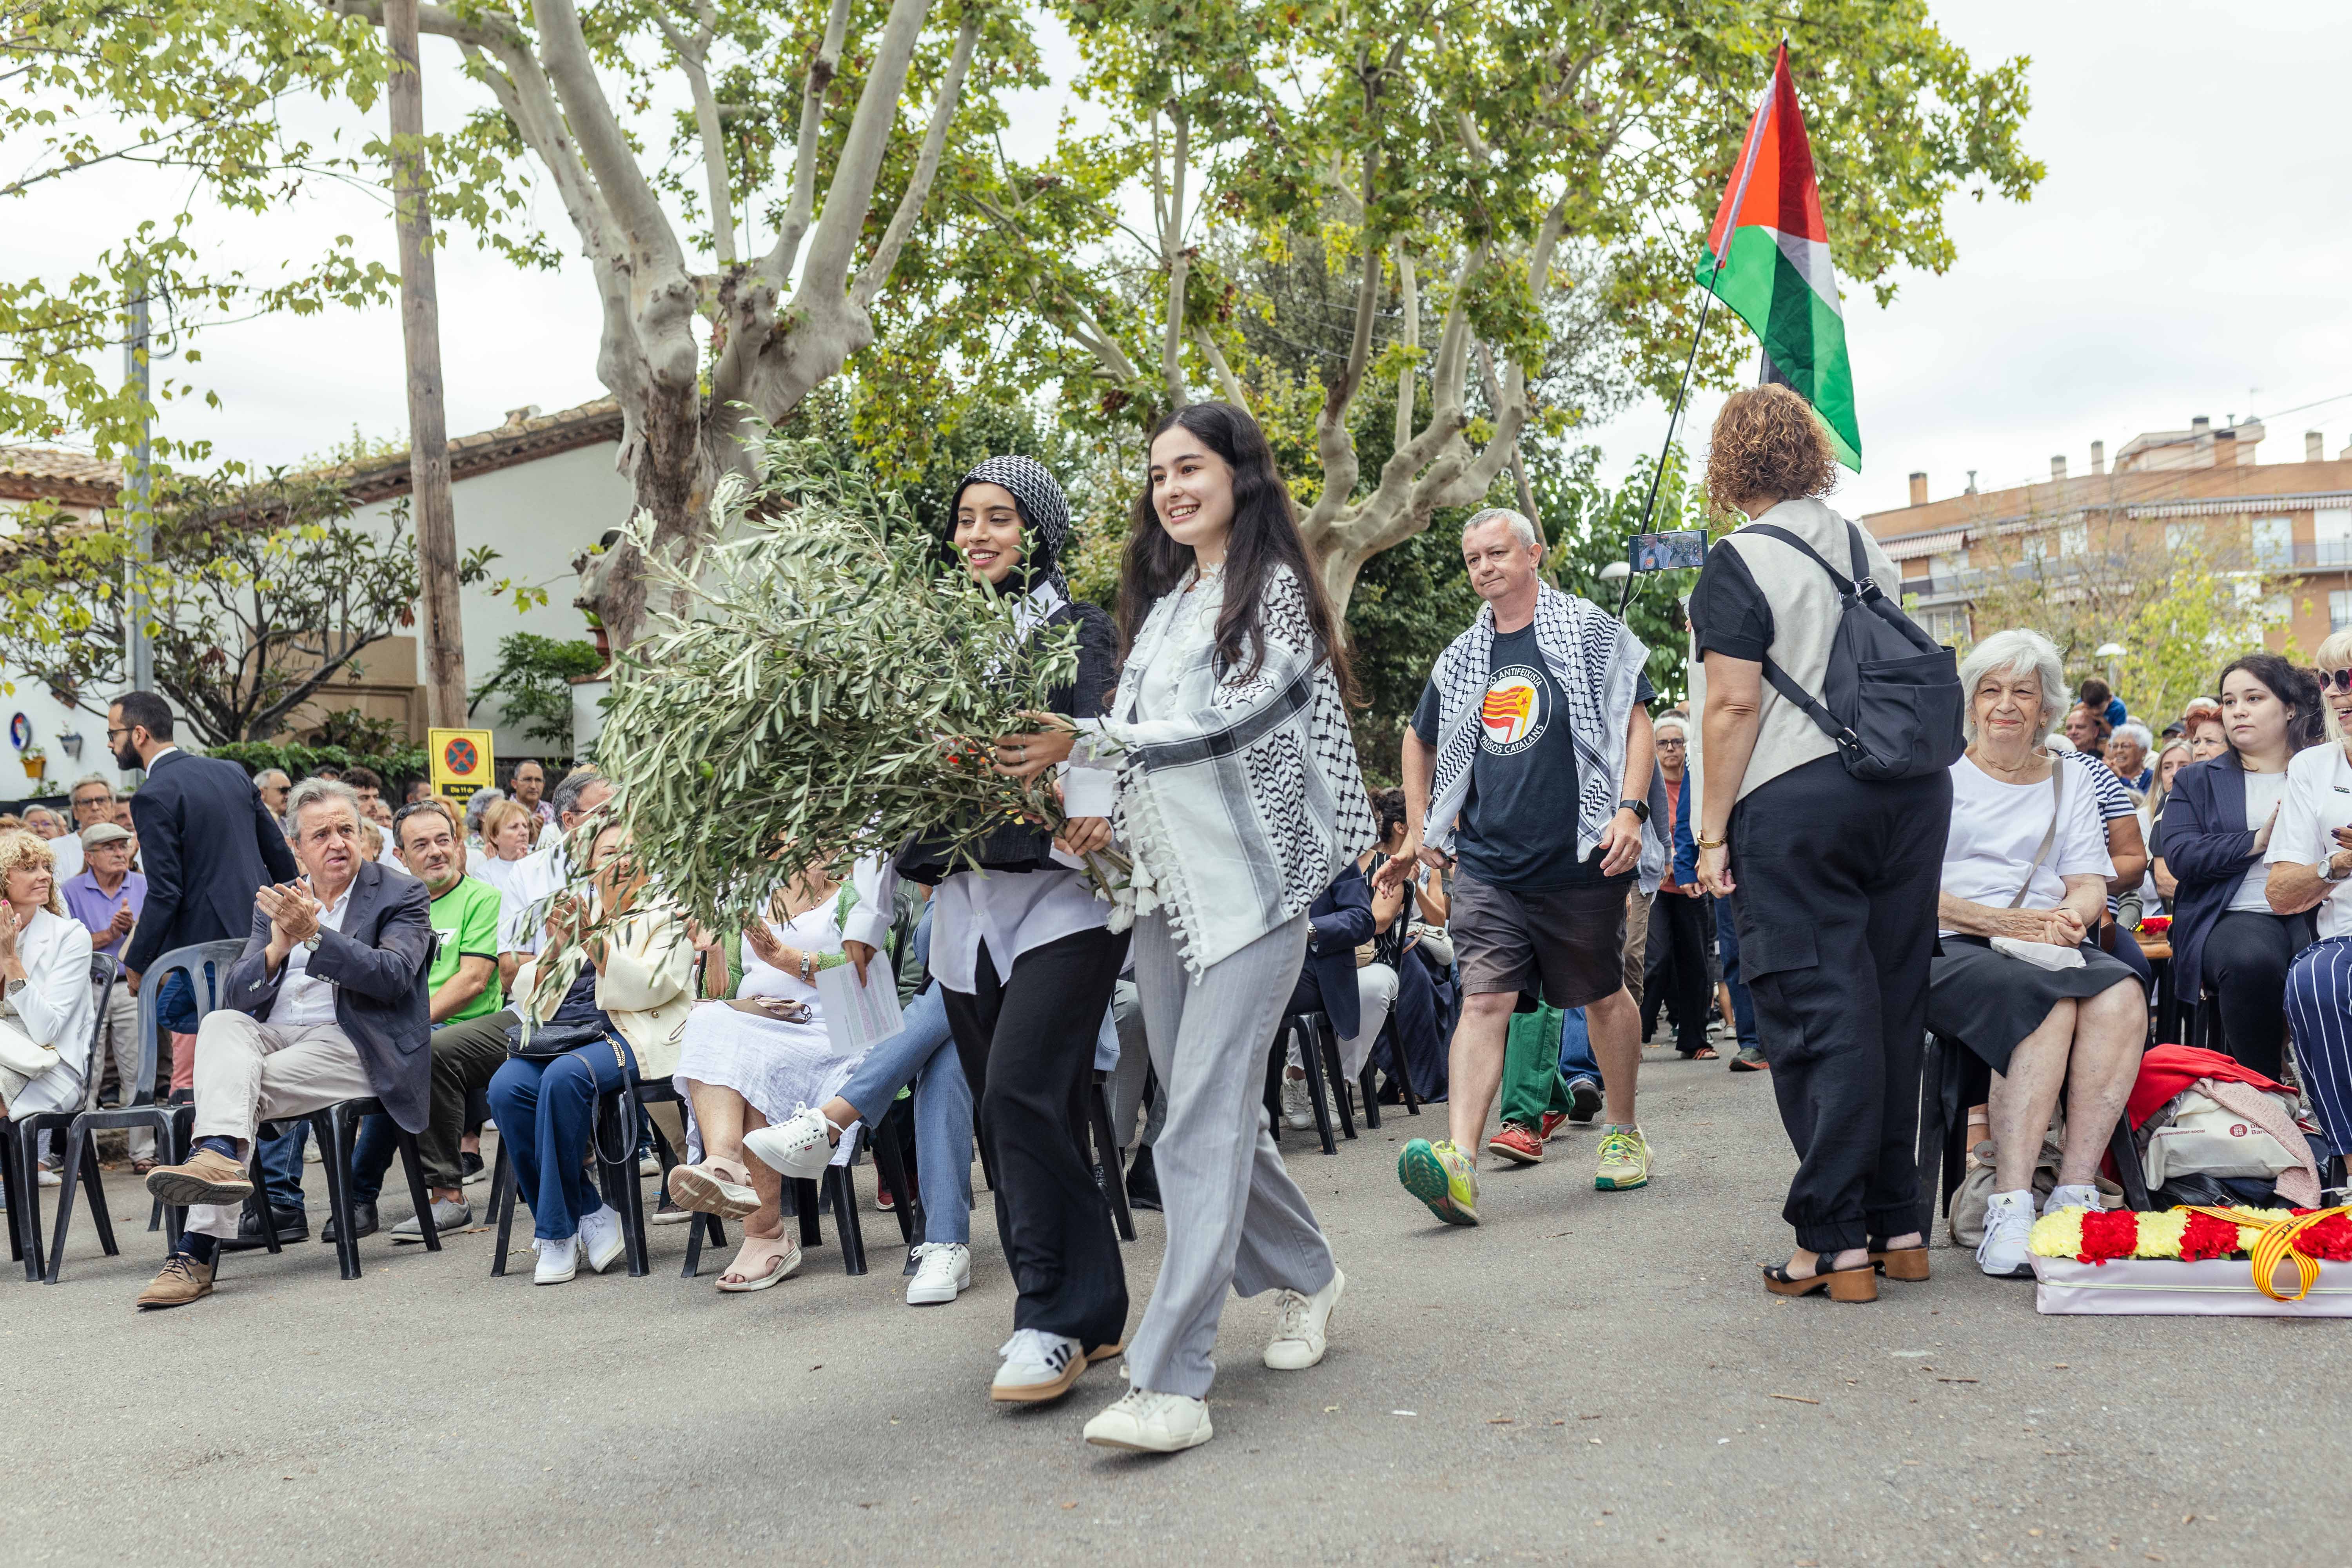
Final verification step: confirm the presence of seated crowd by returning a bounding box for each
[16,634,2352,1312]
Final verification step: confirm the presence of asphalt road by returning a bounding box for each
[7,1041,2345,1566]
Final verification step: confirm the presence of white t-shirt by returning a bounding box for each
[2265,743,2352,939]
[2229,769,2292,913]
[1939,754,2114,936]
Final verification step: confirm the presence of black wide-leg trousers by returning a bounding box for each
[942,925,1130,1348]
[1730,755,1953,1254]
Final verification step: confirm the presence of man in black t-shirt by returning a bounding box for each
[1383,508,1657,1228]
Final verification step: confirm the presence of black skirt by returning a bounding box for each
[1926,935,2142,1074]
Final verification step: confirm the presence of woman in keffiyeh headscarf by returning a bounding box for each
[760,454,1133,1403]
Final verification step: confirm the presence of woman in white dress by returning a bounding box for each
[0,828,97,1122]
[665,860,877,1291]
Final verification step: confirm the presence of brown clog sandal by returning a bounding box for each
[1761,1256,1878,1302]
[1868,1237,1931,1282]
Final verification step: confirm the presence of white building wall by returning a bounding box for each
[345,439,635,761]
[0,673,119,806]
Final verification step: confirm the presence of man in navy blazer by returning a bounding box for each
[113,691,299,1004]
[137,776,431,1308]
[1273,862,1390,1128]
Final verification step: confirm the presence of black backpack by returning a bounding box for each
[1741,522,1965,782]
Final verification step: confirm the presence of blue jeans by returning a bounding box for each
[1716,897,1759,1051]
[832,982,972,1245]
[347,1114,401,1206]
[257,1124,308,1213]
[1558,1007,1599,1089]
[486,1036,637,1243]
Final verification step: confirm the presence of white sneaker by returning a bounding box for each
[1280,1074,1312,1130]
[991,1328,1086,1404]
[36,1164,60,1188]
[1083,1388,1214,1452]
[1263,1266,1345,1370]
[742,1105,838,1181]
[2044,1183,2103,1216]
[906,1242,971,1306]
[577,1204,626,1275]
[1977,1189,2036,1278]
[533,1234,579,1285]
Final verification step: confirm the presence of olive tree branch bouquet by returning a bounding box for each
[584,425,1127,956]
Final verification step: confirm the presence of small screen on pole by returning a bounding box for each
[1627,530,1708,572]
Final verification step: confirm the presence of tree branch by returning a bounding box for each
[759,0,853,287]
[851,10,981,308]
[654,7,735,267]
[1193,328,1247,410]
[1392,243,1418,456]
[527,0,686,278]
[793,0,932,301]
[1159,106,1191,410]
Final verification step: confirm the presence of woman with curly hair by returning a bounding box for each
[1687,384,1954,1303]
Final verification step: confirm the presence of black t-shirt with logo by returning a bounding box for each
[1411,622,1654,890]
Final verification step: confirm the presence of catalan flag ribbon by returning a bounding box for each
[1481,686,1533,730]
[1694,43,1861,470]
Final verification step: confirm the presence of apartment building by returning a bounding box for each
[1859,416,2352,653]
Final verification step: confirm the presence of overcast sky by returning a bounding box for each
[16,2,2346,523]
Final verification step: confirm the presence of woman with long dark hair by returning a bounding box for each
[2156,651,2323,1076]
[995,402,1376,1453]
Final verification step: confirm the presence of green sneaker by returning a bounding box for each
[1397,1138,1480,1226]
[1593,1125,1650,1191]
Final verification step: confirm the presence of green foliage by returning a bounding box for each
[0,465,438,744]
[208,739,429,786]
[593,426,1107,946]
[1531,442,1703,706]
[468,633,605,754]
[305,706,413,757]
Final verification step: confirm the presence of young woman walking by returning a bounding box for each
[764,456,1131,1404]
[996,403,1377,1453]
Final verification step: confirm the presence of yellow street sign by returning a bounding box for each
[428,727,494,801]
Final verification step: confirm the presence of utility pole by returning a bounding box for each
[123,267,154,697]
[386,0,467,729]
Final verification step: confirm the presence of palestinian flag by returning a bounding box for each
[1694,44,1861,470]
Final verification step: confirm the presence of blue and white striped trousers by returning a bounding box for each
[2281,935,2352,1159]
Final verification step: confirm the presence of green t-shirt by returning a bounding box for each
[427,874,506,1023]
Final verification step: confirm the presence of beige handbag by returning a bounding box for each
[0,1014,60,1093]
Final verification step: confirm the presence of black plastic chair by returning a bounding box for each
[1274,1009,1354,1158]
[1916,1030,2151,1244]
[23,955,172,1282]
[225,1097,440,1281]
[1087,1072,1136,1243]
[6,954,125,1281]
[867,1096,926,1274]
[487,1069,735,1280]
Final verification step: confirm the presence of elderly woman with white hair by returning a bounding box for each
[0,828,97,1122]
[1927,629,2145,1278]
[2268,629,2352,1160]
[1638,714,1711,1060]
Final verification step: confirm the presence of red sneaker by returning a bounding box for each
[1538,1110,1568,1142]
[1486,1123,1544,1165]
[875,1181,896,1212]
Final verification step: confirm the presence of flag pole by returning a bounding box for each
[1620,248,1727,619]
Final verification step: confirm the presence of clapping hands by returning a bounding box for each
[255,881,322,953]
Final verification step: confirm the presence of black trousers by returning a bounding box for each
[1731,755,1952,1253]
[1641,890,1713,1054]
[942,925,1130,1348]
[2201,910,2305,1080]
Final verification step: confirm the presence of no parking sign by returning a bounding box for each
[428,727,494,801]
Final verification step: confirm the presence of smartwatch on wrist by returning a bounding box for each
[1617,798,1650,823]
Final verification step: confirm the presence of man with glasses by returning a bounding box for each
[61,821,154,1163]
[1638,717,1713,1061]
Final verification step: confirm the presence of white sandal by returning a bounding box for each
[666,1158,761,1218]
[716,1233,802,1293]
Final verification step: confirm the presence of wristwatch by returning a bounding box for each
[2326,853,2351,883]
[1617,798,1650,823]
[303,931,323,952]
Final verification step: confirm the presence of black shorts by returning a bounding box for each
[1451,869,1630,1010]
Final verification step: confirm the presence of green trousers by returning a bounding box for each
[1498,1002,1570,1129]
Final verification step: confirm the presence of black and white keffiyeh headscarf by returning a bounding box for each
[951,454,1074,601]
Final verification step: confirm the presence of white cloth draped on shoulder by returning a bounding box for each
[1076,564,1377,975]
